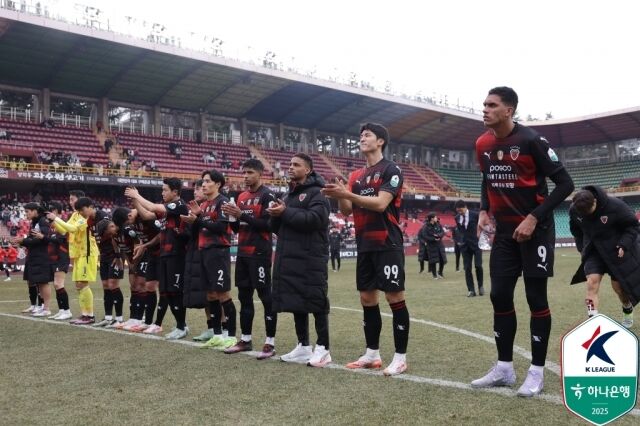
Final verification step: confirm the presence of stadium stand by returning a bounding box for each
[434,168,482,196]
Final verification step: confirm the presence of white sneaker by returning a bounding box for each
[166,327,189,340]
[21,305,36,313]
[93,318,115,328]
[622,312,633,329]
[471,363,516,388]
[4,277,11,281]
[517,369,544,397]
[50,311,62,319]
[55,310,73,320]
[143,324,163,334]
[123,319,142,331]
[106,320,124,329]
[307,345,332,368]
[280,343,313,363]
[383,354,408,376]
[32,309,51,317]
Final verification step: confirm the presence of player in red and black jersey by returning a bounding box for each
[471,87,574,397]
[221,159,278,358]
[92,219,126,328]
[181,169,237,350]
[42,201,72,320]
[112,205,161,332]
[124,179,190,340]
[323,122,409,376]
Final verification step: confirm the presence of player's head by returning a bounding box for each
[201,169,225,197]
[162,177,182,203]
[48,201,64,216]
[24,202,44,220]
[360,122,390,153]
[427,212,437,223]
[483,87,518,128]
[69,190,85,208]
[193,179,205,202]
[454,199,468,215]
[112,206,134,228]
[572,189,597,216]
[290,153,313,183]
[96,219,118,239]
[242,158,264,188]
[74,197,96,219]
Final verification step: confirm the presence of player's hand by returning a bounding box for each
[180,213,197,224]
[266,199,286,217]
[124,186,139,199]
[617,247,624,258]
[111,257,124,270]
[477,210,491,238]
[30,231,44,239]
[221,202,241,218]
[11,236,23,245]
[321,178,349,199]
[188,200,202,216]
[46,212,58,221]
[513,214,538,243]
[132,244,146,261]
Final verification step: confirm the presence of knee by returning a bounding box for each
[360,291,378,306]
[238,288,253,304]
[525,289,549,312]
[489,290,513,312]
[385,291,405,304]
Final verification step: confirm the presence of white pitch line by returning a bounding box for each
[332,306,561,377]
[1,311,638,417]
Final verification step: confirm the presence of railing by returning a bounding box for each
[49,111,91,128]
[0,107,92,128]
[0,106,36,122]
[108,122,230,143]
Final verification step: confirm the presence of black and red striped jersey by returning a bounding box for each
[47,230,69,264]
[131,217,161,255]
[114,226,136,262]
[234,185,276,258]
[475,123,565,234]
[348,158,404,252]
[157,199,189,257]
[197,194,232,250]
[98,234,118,262]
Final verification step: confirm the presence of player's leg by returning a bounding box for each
[51,270,71,319]
[330,251,336,271]
[585,274,603,317]
[346,252,383,369]
[256,286,277,359]
[336,250,341,271]
[164,257,188,340]
[32,282,51,316]
[462,246,476,296]
[611,279,633,328]
[201,250,228,348]
[216,290,236,349]
[281,313,312,363]
[380,251,408,376]
[225,257,253,353]
[473,248,484,295]
[308,312,331,368]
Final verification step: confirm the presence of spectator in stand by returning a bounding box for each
[175,145,183,159]
[203,153,215,164]
[104,138,114,153]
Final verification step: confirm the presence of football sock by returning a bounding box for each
[293,313,309,346]
[257,287,277,339]
[363,305,382,350]
[238,287,254,336]
[390,300,410,354]
[221,299,236,336]
[208,300,222,334]
[112,288,124,317]
[313,312,329,349]
[155,293,169,326]
[144,291,157,325]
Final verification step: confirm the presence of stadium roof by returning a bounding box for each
[1,10,640,150]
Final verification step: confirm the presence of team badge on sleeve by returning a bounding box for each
[390,175,400,188]
[548,148,559,162]
[167,202,176,210]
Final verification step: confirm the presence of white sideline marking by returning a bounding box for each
[332,306,561,377]
[0,311,638,416]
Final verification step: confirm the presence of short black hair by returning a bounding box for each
[112,206,131,228]
[24,202,44,215]
[427,212,437,221]
[74,197,94,211]
[95,219,113,238]
[163,177,182,194]
[360,122,390,151]
[572,190,596,216]
[69,190,85,198]
[202,169,225,188]
[488,86,519,113]
[48,201,63,214]
[293,153,313,170]
[454,199,467,209]
[242,158,264,173]
[194,179,203,188]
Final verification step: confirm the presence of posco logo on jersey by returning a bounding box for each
[360,187,375,196]
[489,165,512,173]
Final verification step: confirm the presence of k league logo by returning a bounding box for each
[562,315,638,426]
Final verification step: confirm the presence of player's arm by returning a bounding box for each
[280,191,329,232]
[52,221,68,235]
[125,187,167,216]
[196,203,229,234]
[568,208,584,252]
[51,215,86,233]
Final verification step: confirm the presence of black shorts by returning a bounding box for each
[201,247,231,292]
[145,254,159,282]
[52,260,70,274]
[99,259,125,281]
[583,251,617,281]
[159,256,186,293]
[490,228,555,278]
[356,250,405,292]
[133,252,159,281]
[235,257,271,289]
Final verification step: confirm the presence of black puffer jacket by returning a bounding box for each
[569,185,640,305]
[22,216,52,284]
[424,221,447,264]
[182,224,206,309]
[270,172,330,314]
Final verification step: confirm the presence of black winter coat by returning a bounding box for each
[22,216,53,284]
[270,172,330,314]
[183,224,206,308]
[424,221,447,264]
[569,185,640,305]
[417,222,429,262]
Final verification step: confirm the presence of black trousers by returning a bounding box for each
[454,244,461,270]
[330,250,341,271]
[461,245,483,292]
